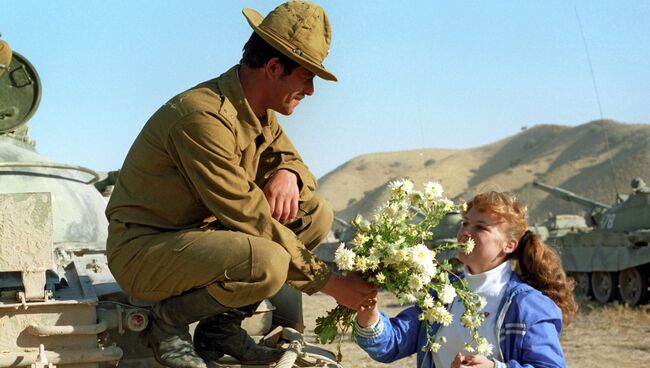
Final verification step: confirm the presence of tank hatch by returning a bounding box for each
[0,51,41,133]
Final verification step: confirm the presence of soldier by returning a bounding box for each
[0,37,12,76]
[105,2,376,368]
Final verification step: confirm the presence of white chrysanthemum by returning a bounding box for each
[352,214,362,226]
[437,270,448,283]
[429,342,441,352]
[461,314,472,328]
[375,272,386,284]
[439,284,457,304]
[366,255,380,271]
[439,309,453,326]
[424,181,444,199]
[476,295,487,310]
[353,233,370,245]
[422,294,435,309]
[461,237,475,254]
[389,178,414,194]
[401,293,418,304]
[410,243,433,269]
[355,256,369,272]
[476,338,493,356]
[464,343,476,353]
[422,262,437,279]
[440,198,455,212]
[461,313,481,328]
[356,217,370,232]
[419,273,433,286]
[334,243,356,271]
[408,274,425,291]
[399,248,410,262]
[426,305,453,325]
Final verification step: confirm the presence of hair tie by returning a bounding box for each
[518,230,532,249]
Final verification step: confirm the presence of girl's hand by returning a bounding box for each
[451,352,495,368]
[356,297,379,327]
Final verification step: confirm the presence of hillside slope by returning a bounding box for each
[318,120,650,223]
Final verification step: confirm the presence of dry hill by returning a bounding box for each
[318,120,650,224]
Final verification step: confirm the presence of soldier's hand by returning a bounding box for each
[320,272,378,311]
[263,169,299,224]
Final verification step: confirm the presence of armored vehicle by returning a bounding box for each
[533,180,650,306]
[0,41,341,368]
[529,214,589,242]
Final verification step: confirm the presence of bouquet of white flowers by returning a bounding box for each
[315,179,489,359]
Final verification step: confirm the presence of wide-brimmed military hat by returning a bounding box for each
[0,39,12,76]
[243,1,337,81]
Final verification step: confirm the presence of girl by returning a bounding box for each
[355,191,578,367]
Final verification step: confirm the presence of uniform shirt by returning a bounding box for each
[106,65,331,294]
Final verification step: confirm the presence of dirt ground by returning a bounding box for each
[302,292,650,368]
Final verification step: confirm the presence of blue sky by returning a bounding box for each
[3,1,649,178]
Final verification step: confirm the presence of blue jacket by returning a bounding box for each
[355,272,565,368]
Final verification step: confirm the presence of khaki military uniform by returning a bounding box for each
[106,65,332,308]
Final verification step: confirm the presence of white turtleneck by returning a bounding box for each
[433,261,512,368]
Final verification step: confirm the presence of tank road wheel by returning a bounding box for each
[591,272,619,304]
[618,267,649,306]
[570,272,591,297]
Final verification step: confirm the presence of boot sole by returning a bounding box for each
[197,348,283,366]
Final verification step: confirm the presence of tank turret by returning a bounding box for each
[533,180,650,232]
[532,180,650,306]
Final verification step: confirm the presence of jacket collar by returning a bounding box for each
[217,65,274,150]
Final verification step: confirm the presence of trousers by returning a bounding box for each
[106,193,332,308]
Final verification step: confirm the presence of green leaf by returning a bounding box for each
[315,324,339,344]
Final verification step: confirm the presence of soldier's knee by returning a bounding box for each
[253,243,291,299]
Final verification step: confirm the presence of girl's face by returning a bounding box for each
[456,207,518,274]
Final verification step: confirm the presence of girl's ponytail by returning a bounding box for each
[514,231,578,325]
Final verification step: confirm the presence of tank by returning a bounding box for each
[0,40,341,368]
[532,180,650,306]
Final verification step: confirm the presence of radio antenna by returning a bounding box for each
[574,2,620,197]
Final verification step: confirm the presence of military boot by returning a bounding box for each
[194,303,284,365]
[141,288,231,368]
